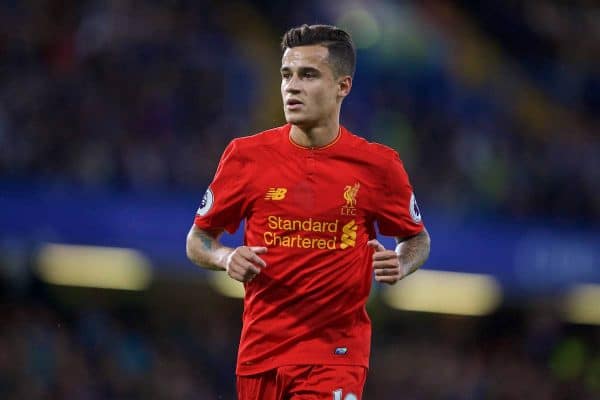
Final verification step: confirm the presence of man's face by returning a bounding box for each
[280,45,342,128]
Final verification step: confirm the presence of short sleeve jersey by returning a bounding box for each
[194,124,424,375]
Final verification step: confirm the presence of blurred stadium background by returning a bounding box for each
[0,0,598,399]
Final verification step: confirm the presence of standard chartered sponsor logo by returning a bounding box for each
[267,216,339,233]
[264,232,337,249]
[263,216,356,250]
[340,220,357,249]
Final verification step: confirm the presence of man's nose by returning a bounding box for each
[285,77,301,93]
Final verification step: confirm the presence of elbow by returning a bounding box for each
[185,230,196,263]
[412,228,431,268]
[423,228,431,262]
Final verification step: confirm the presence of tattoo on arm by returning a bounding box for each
[198,231,214,250]
[395,229,431,277]
[186,227,231,271]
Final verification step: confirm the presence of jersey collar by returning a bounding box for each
[286,124,343,151]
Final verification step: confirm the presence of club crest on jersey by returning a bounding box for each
[196,188,214,216]
[341,182,360,216]
[410,192,422,223]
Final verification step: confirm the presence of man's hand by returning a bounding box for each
[367,239,405,284]
[225,246,268,282]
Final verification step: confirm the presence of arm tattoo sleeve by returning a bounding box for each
[186,227,230,271]
[198,231,214,250]
[395,229,431,277]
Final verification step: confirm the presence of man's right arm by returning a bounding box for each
[186,225,268,282]
[186,225,231,271]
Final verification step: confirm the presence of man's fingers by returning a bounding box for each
[373,266,399,276]
[375,275,400,284]
[249,246,268,254]
[372,259,397,269]
[367,239,385,252]
[368,243,403,284]
[226,246,268,282]
[231,255,262,274]
[247,247,268,268]
[249,254,267,268]
[238,246,267,268]
[228,262,255,276]
[228,261,260,282]
[372,250,398,261]
[241,261,262,275]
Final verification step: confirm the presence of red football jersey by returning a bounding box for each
[194,124,424,375]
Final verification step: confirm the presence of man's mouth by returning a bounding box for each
[286,99,303,110]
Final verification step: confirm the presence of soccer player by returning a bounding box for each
[187,24,430,400]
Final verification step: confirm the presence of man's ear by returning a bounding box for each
[338,75,352,98]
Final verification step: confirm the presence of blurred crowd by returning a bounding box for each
[0,0,598,220]
[0,280,242,399]
[0,0,236,190]
[1,283,599,400]
[1,2,598,399]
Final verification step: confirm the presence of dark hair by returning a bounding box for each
[281,24,356,78]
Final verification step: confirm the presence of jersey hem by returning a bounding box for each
[236,358,370,376]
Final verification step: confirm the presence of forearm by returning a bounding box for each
[186,226,233,271]
[395,228,431,277]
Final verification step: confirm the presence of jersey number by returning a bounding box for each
[333,389,358,400]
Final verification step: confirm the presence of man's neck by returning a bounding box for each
[290,121,340,148]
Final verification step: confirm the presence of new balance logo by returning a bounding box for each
[340,220,357,249]
[265,187,287,200]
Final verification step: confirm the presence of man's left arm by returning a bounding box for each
[367,228,431,284]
